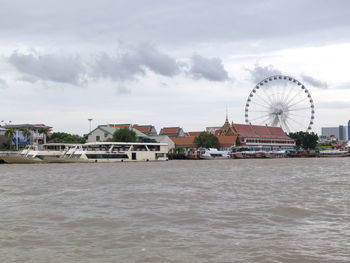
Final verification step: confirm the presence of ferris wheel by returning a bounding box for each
[244,75,315,133]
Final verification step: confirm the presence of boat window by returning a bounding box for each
[112,145,130,151]
[156,153,165,159]
[148,145,160,151]
[132,145,148,151]
[86,154,129,159]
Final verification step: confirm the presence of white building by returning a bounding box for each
[3,124,52,146]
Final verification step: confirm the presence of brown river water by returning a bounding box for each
[0,158,349,263]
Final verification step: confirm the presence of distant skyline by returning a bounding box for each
[1,0,350,135]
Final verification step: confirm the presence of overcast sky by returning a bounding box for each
[1,0,350,135]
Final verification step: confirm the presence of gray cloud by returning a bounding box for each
[189,54,229,82]
[301,74,328,89]
[0,79,6,89]
[246,64,282,84]
[8,52,85,85]
[93,44,179,81]
[1,1,350,50]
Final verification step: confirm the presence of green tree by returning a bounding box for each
[47,132,86,144]
[5,128,16,149]
[194,132,219,149]
[289,131,319,150]
[112,128,138,142]
[22,128,31,144]
[173,146,184,154]
[38,127,50,144]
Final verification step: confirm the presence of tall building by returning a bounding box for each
[321,127,339,139]
[348,120,350,141]
[321,125,348,141]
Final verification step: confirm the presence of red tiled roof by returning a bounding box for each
[185,131,202,137]
[161,128,179,133]
[171,137,196,147]
[233,124,257,137]
[218,136,238,146]
[171,135,238,148]
[232,124,292,140]
[133,125,152,133]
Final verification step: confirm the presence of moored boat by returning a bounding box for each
[0,143,80,164]
[319,150,350,157]
[199,148,230,160]
[60,142,169,162]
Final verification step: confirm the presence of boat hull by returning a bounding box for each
[0,155,43,164]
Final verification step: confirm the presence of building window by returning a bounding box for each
[96,136,100,141]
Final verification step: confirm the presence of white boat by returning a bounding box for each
[200,148,230,160]
[60,142,169,162]
[319,150,350,157]
[0,143,80,164]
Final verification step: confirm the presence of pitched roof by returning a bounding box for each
[171,137,196,147]
[233,123,257,137]
[161,127,180,133]
[232,123,292,140]
[218,136,238,146]
[160,127,183,137]
[133,125,153,133]
[89,126,150,139]
[185,131,202,137]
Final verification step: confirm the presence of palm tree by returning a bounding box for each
[22,128,31,145]
[5,128,16,150]
[38,127,49,144]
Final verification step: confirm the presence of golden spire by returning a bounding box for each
[225,106,229,124]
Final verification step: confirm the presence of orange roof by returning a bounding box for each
[185,131,202,137]
[233,123,257,137]
[218,136,238,146]
[133,125,152,133]
[161,128,179,133]
[232,124,292,140]
[171,135,237,148]
[171,137,196,147]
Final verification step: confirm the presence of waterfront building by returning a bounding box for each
[348,120,350,141]
[231,123,295,151]
[171,114,294,153]
[0,127,9,148]
[207,115,295,151]
[148,135,175,151]
[171,136,197,154]
[87,125,151,143]
[159,127,185,137]
[3,124,52,146]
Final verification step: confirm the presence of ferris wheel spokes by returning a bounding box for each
[244,75,314,132]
